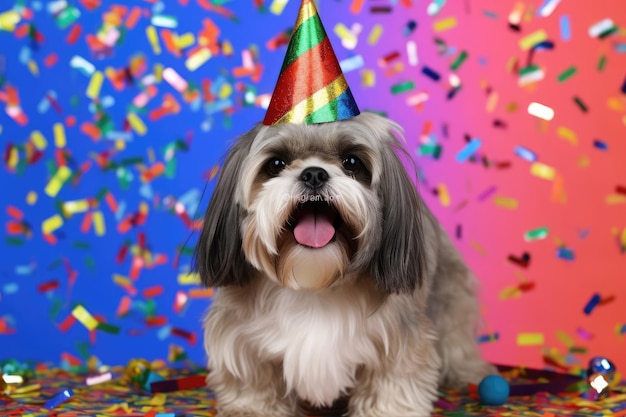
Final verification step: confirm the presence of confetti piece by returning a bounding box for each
[584,293,601,315]
[515,146,538,162]
[71,305,99,331]
[436,184,451,207]
[406,41,418,66]
[127,112,147,136]
[53,122,66,148]
[367,24,383,45]
[537,0,562,17]
[589,18,616,38]
[560,15,571,41]
[269,0,289,15]
[433,17,457,32]
[556,126,577,145]
[45,166,72,197]
[493,196,518,209]
[557,66,577,82]
[44,388,73,409]
[391,81,415,95]
[530,162,556,180]
[185,48,212,71]
[556,247,574,260]
[517,332,545,346]
[525,227,549,241]
[528,102,555,121]
[520,30,548,51]
[456,138,481,162]
[86,71,104,99]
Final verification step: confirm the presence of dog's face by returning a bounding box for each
[195,112,426,293]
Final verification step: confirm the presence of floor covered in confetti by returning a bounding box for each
[2,362,626,417]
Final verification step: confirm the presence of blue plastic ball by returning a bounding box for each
[478,374,510,406]
[587,356,616,377]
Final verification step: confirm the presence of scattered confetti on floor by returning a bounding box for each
[3,360,626,417]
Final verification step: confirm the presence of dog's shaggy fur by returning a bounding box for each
[194,112,495,416]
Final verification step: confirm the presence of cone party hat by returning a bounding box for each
[262,0,360,126]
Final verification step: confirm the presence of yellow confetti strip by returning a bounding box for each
[127,112,147,136]
[146,25,161,55]
[557,126,577,145]
[334,23,357,48]
[499,286,522,300]
[433,17,457,32]
[530,162,555,181]
[621,228,626,248]
[0,10,21,31]
[150,393,167,406]
[218,82,232,99]
[154,63,164,82]
[42,214,64,234]
[606,194,626,204]
[556,330,574,347]
[26,191,38,205]
[45,166,72,197]
[185,48,212,71]
[269,0,289,15]
[63,199,90,216]
[436,183,450,206]
[30,130,47,150]
[221,40,234,56]
[361,69,375,87]
[519,29,548,51]
[493,196,518,209]
[7,146,18,169]
[72,305,99,331]
[178,272,201,285]
[53,122,66,148]
[113,274,133,287]
[93,210,106,236]
[86,71,104,99]
[27,60,39,77]
[517,332,544,346]
[367,24,383,45]
[176,32,195,49]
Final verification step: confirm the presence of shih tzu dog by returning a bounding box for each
[194,112,496,416]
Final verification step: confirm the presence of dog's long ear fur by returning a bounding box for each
[193,126,259,287]
[370,138,426,294]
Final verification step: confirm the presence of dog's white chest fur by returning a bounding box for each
[253,285,382,405]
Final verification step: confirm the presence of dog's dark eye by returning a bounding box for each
[267,158,287,176]
[342,155,362,172]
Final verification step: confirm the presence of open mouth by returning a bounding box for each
[288,200,342,249]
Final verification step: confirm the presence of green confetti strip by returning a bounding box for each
[97,322,121,334]
[557,66,577,82]
[524,227,549,241]
[450,51,468,70]
[391,81,415,94]
[597,55,606,71]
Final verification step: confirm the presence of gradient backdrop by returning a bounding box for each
[1,0,625,374]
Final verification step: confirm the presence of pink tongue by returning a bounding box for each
[293,208,336,248]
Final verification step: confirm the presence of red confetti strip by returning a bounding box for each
[38,280,60,293]
[143,285,164,298]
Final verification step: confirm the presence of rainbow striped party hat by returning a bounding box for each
[263,0,360,126]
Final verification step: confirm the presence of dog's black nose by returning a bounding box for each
[300,167,329,190]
